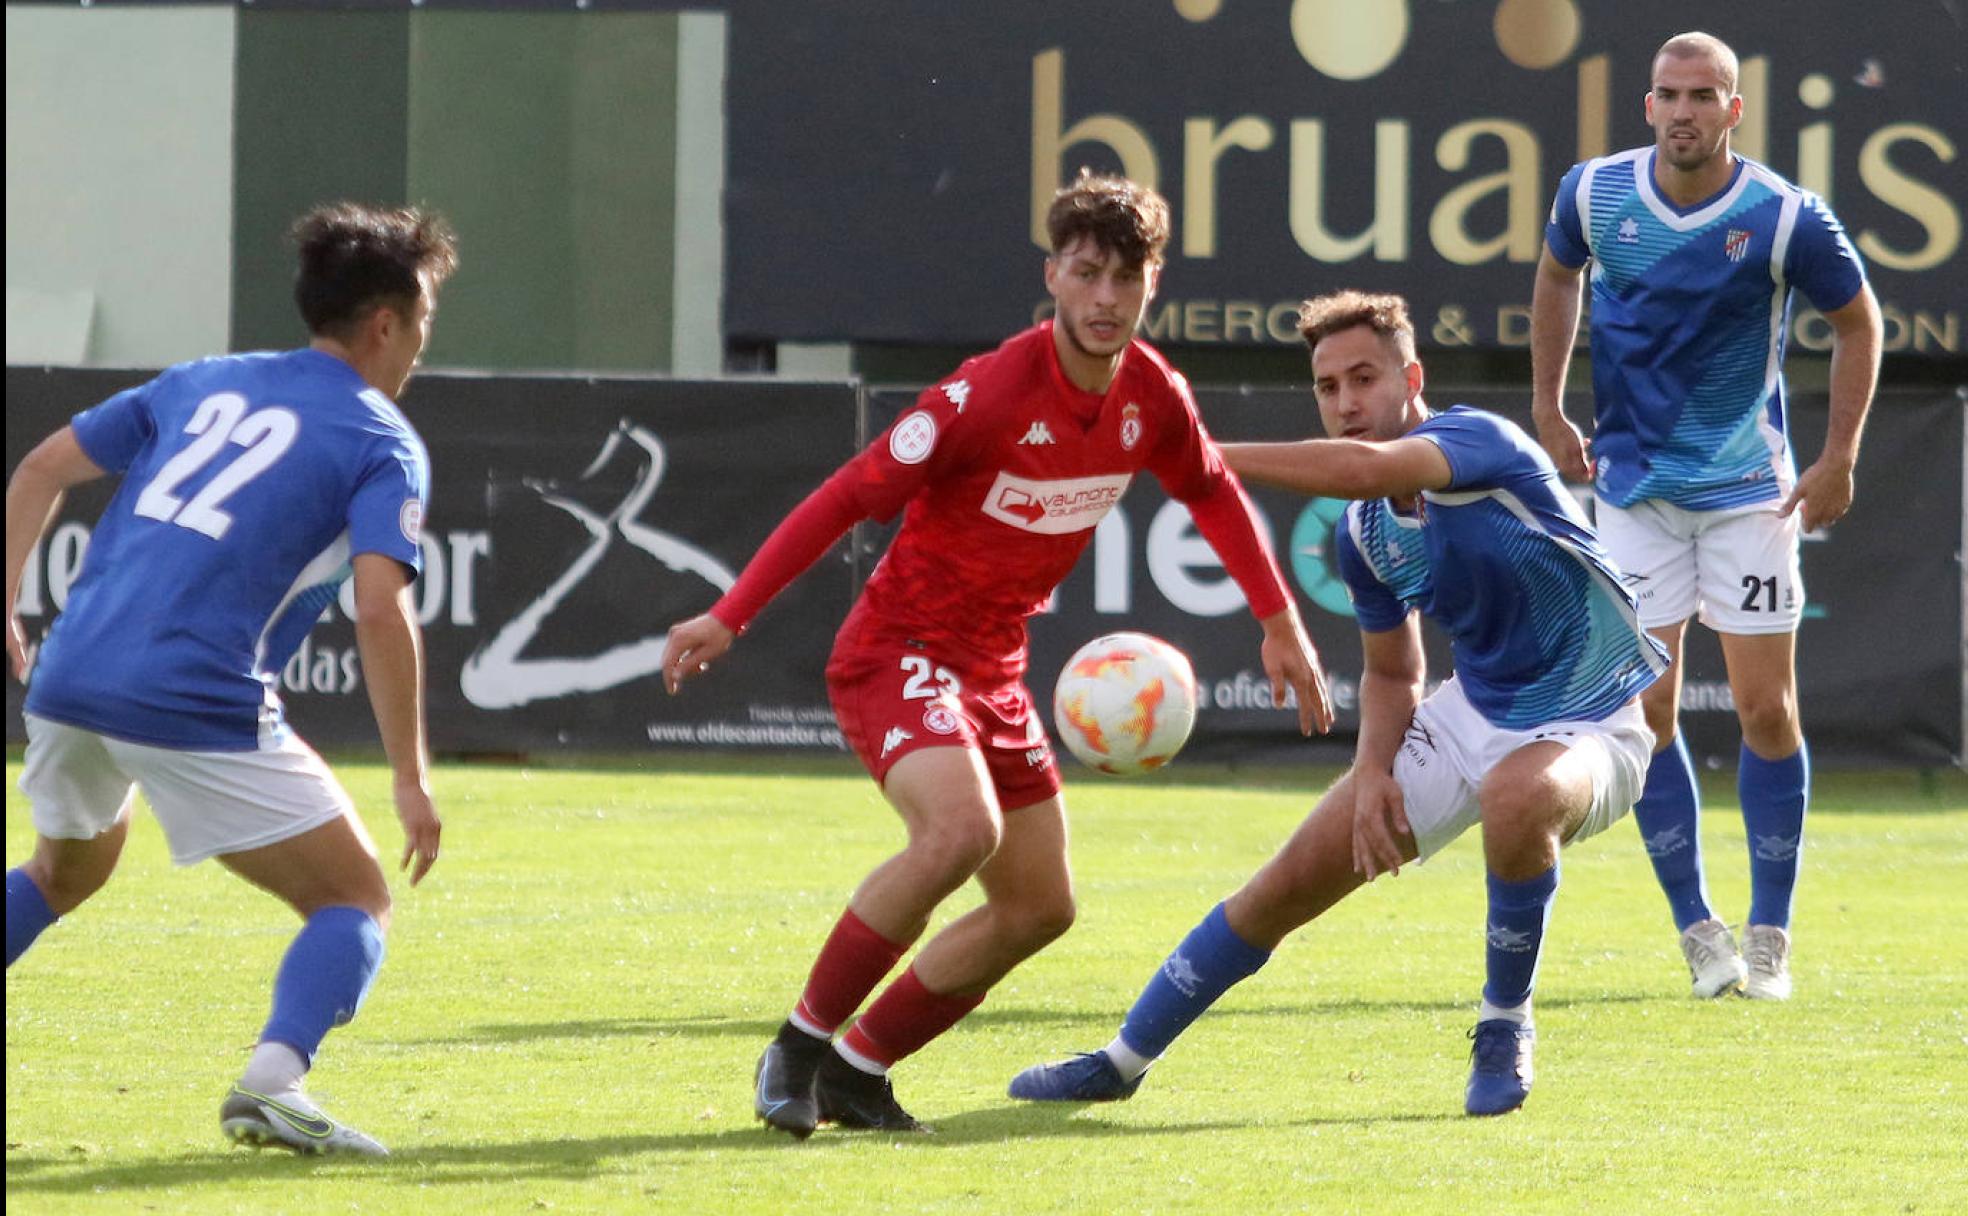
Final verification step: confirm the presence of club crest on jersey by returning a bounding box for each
[1120,402,1143,450]
[981,471,1132,534]
[1616,216,1641,244]
[399,499,424,544]
[922,704,961,735]
[1724,228,1752,262]
[890,410,937,465]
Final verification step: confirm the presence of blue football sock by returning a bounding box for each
[260,906,386,1065]
[1740,742,1809,929]
[1632,736,1714,931]
[1483,866,1558,1010]
[7,868,59,968]
[1115,902,1270,1061]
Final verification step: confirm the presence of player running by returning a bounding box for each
[660,171,1333,1138]
[1009,291,1666,1116]
[1531,31,1882,1000]
[6,204,455,1155]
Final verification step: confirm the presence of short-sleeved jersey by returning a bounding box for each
[25,349,429,751]
[1547,148,1866,510]
[1333,407,1667,729]
[830,322,1254,683]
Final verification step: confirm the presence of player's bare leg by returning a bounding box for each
[906,792,1074,996]
[755,746,1005,1137]
[1013,772,1407,1101]
[215,811,395,1156]
[1719,629,1806,999]
[1466,740,1593,1115]
[7,813,132,967]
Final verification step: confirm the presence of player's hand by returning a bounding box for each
[1350,767,1411,881]
[1532,409,1593,483]
[1781,457,1855,533]
[1259,608,1333,736]
[393,777,441,886]
[5,615,28,684]
[662,613,736,694]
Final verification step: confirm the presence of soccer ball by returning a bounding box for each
[1052,632,1198,777]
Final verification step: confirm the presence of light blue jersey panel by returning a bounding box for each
[1547,149,1865,510]
[26,349,428,750]
[1334,407,1667,729]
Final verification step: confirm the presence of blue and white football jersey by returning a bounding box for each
[1333,407,1668,729]
[1547,148,1866,511]
[26,349,428,750]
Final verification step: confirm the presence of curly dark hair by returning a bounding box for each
[1296,290,1417,363]
[1044,169,1171,269]
[291,202,458,338]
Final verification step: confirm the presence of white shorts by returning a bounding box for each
[1594,498,1804,634]
[1392,678,1655,861]
[19,715,354,866]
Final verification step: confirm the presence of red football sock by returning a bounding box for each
[837,966,987,1070]
[791,907,910,1036]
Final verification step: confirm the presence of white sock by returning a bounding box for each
[1478,997,1533,1027]
[1102,1035,1154,1081]
[832,1039,888,1077]
[239,1041,307,1093]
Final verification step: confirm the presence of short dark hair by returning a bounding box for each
[291,203,458,339]
[1654,31,1740,95]
[1045,169,1171,270]
[1297,290,1418,364]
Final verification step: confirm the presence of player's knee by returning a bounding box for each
[1734,686,1799,749]
[1478,778,1563,841]
[913,810,1002,883]
[1009,893,1077,950]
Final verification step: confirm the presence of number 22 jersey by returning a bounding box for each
[26,349,429,751]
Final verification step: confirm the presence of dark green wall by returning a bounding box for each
[230,10,679,371]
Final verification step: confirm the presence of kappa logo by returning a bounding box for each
[980,471,1132,534]
[1752,832,1802,862]
[1162,950,1203,997]
[1486,923,1536,953]
[1617,216,1642,244]
[1643,824,1691,857]
[941,379,971,411]
[1724,228,1752,262]
[1018,420,1056,445]
[881,726,913,757]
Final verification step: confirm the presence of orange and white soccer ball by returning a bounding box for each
[1052,632,1199,776]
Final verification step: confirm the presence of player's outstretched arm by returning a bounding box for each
[1783,285,1883,532]
[1258,607,1333,736]
[5,426,106,681]
[352,552,441,885]
[1529,245,1592,483]
[661,613,736,693]
[1220,437,1451,502]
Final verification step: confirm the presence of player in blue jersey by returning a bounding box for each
[1008,291,1665,1116]
[1530,32,1883,1001]
[4,203,457,1155]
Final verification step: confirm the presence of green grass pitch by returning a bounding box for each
[6,755,1966,1214]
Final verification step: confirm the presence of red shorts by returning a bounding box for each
[827,646,1062,812]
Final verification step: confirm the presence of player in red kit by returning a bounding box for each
[660,172,1333,1138]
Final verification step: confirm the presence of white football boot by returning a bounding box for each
[220,1084,389,1156]
[1679,917,1748,998]
[1741,924,1793,1001]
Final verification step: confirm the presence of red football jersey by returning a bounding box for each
[826,322,1285,683]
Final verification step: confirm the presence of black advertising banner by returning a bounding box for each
[862,385,1963,769]
[726,1,1964,354]
[7,367,1960,766]
[6,368,860,754]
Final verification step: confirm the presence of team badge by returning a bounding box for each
[1724,228,1752,262]
[922,704,961,735]
[399,499,425,544]
[890,410,937,464]
[1120,402,1143,450]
